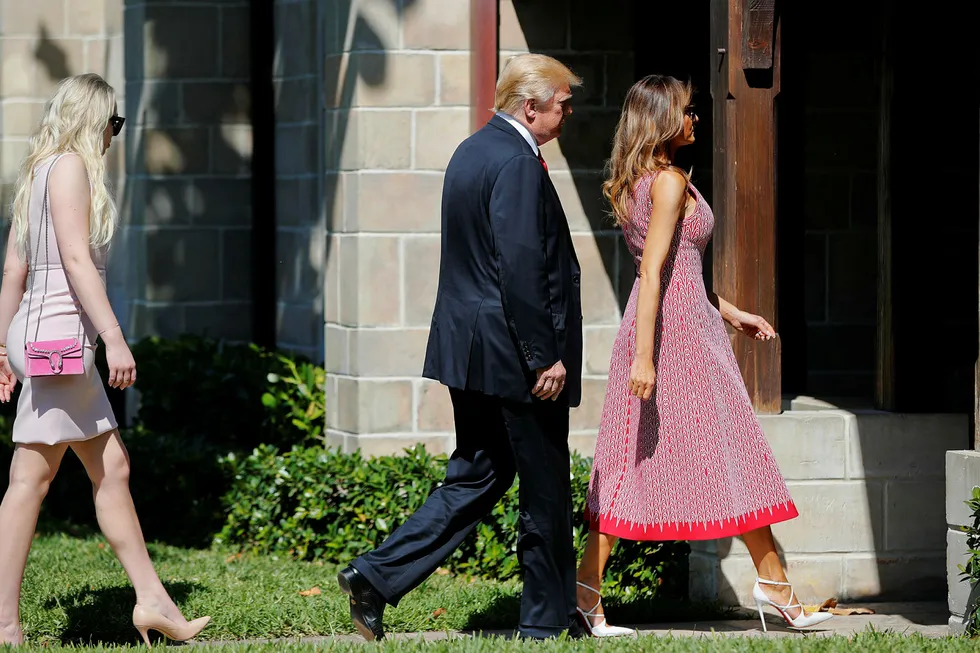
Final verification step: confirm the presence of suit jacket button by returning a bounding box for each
[573,274,580,284]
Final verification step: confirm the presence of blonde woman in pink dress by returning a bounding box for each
[0,74,210,646]
[574,75,833,636]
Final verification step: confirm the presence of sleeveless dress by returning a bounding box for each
[584,172,797,540]
[6,154,118,445]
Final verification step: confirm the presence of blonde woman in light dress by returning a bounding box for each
[0,73,210,647]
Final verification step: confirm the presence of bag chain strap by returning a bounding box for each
[24,154,84,354]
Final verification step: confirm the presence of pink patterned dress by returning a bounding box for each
[584,172,797,540]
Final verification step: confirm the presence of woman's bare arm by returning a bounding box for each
[635,170,688,361]
[0,226,28,349]
[707,291,740,324]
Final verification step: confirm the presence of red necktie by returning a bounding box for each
[537,151,548,172]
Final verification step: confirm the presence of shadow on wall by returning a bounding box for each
[323,0,419,291]
[123,7,255,342]
[509,1,633,313]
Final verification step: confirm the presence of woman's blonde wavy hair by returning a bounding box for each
[603,74,693,227]
[10,73,118,258]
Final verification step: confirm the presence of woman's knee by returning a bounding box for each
[7,456,58,499]
[98,451,131,488]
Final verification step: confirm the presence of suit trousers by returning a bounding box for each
[351,387,581,639]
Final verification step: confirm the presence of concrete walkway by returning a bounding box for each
[192,602,953,646]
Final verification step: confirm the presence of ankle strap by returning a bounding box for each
[576,581,600,594]
[576,581,602,616]
[756,578,791,587]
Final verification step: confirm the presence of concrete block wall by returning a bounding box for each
[275,0,324,360]
[324,0,638,457]
[946,450,980,632]
[690,409,968,606]
[120,0,253,342]
[324,0,474,456]
[0,0,125,231]
[501,0,636,456]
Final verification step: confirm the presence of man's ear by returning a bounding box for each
[524,98,536,120]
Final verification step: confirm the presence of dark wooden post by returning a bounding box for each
[470,0,498,134]
[876,2,896,410]
[710,0,782,414]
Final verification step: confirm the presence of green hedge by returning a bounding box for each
[217,443,690,599]
[129,335,323,450]
[0,335,327,548]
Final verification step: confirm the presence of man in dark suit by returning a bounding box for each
[338,53,585,641]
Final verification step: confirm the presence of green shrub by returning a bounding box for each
[129,335,315,450]
[217,444,689,598]
[0,334,328,549]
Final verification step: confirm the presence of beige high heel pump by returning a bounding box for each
[132,604,211,647]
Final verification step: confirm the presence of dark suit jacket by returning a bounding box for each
[422,115,583,407]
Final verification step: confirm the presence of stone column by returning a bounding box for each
[324,0,471,456]
[121,0,253,341]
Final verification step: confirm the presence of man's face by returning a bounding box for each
[526,83,573,145]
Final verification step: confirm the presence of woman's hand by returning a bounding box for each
[628,356,657,401]
[0,355,18,403]
[729,310,776,341]
[104,337,136,390]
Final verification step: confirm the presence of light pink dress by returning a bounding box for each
[585,172,796,540]
[6,154,117,445]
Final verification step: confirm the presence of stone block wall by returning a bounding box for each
[946,450,980,632]
[324,0,473,455]
[0,0,125,225]
[275,0,324,360]
[120,0,253,342]
[501,0,636,455]
[691,409,968,605]
[323,0,638,456]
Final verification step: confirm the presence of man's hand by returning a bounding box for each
[533,360,566,401]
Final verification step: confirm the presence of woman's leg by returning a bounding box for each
[741,525,806,619]
[0,442,68,643]
[575,530,618,624]
[70,430,188,626]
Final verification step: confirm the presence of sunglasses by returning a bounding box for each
[109,115,125,136]
[684,106,698,119]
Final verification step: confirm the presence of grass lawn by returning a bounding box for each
[18,532,724,647]
[7,633,980,652]
[14,532,978,651]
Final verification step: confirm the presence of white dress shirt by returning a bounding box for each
[495,111,539,156]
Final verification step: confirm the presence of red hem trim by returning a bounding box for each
[584,502,799,541]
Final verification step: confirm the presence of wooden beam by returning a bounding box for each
[741,0,776,70]
[469,0,498,134]
[711,0,782,414]
[876,1,896,410]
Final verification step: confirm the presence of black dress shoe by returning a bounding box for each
[337,565,386,641]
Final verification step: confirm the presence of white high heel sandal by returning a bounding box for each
[752,578,834,632]
[575,581,636,638]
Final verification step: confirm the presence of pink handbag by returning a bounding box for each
[23,154,86,378]
[25,339,84,376]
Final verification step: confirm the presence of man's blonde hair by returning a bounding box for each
[493,53,582,116]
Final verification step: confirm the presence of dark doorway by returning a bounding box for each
[889,7,979,414]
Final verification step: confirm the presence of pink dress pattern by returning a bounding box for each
[584,172,797,540]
